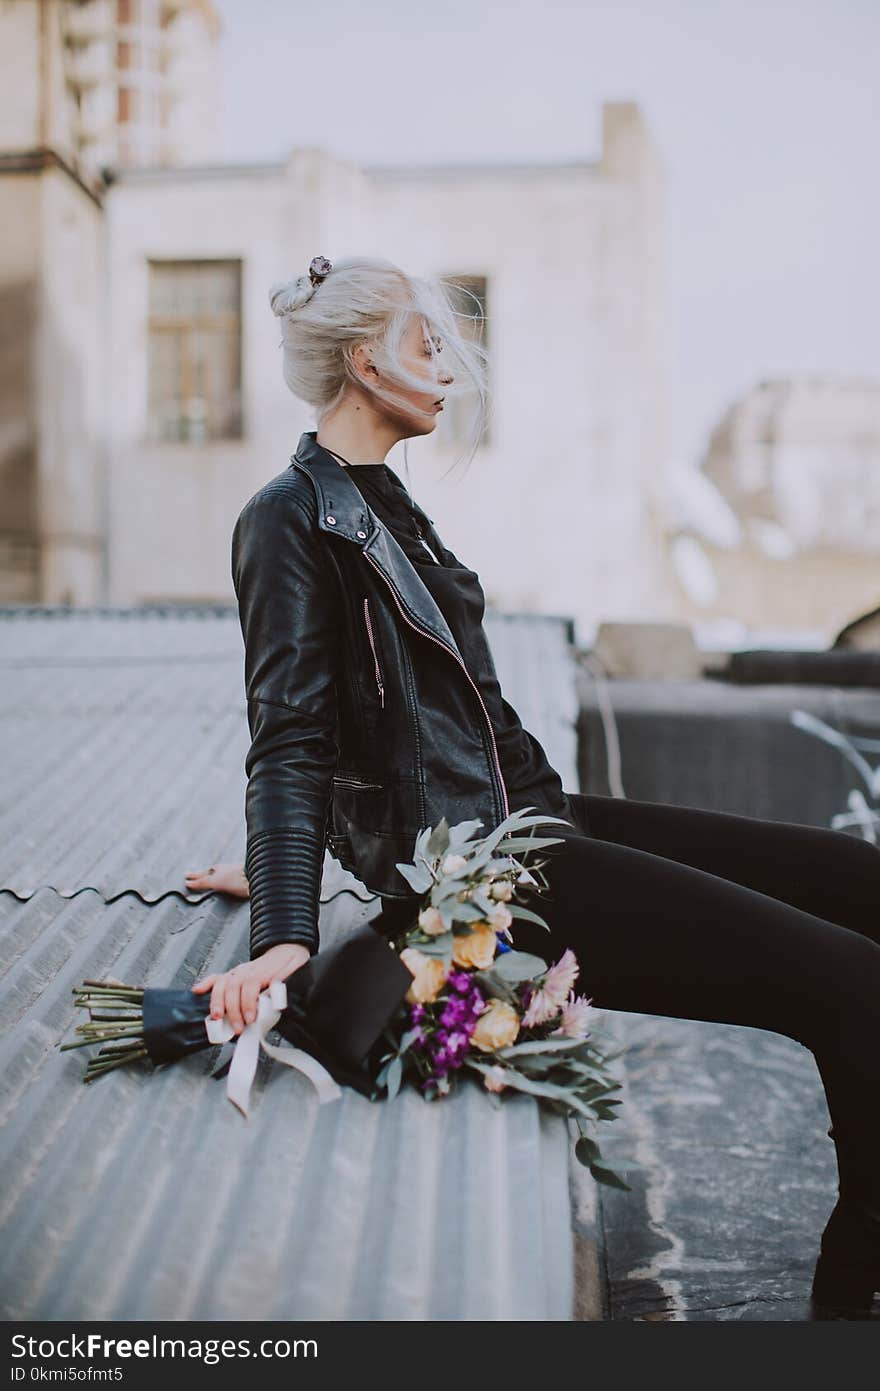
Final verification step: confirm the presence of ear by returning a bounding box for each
[352,341,379,385]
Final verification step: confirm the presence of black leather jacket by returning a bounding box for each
[233,431,512,960]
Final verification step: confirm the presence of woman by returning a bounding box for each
[190,254,880,1320]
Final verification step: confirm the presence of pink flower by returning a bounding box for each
[543,948,579,1008]
[522,985,560,1028]
[554,992,593,1040]
[483,1065,508,1093]
[441,853,467,875]
[487,902,513,932]
[418,905,446,936]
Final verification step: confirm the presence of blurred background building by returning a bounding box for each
[1,0,878,652]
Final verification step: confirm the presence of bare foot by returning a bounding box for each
[185,863,250,899]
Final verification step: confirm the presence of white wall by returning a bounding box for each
[103,153,370,602]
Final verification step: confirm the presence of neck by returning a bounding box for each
[316,393,403,466]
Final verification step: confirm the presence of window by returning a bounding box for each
[438,273,490,449]
[117,84,135,122]
[147,260,243,442]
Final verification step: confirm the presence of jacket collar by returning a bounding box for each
[290,431,462,660]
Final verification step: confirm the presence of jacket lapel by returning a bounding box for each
[290,432,463,661]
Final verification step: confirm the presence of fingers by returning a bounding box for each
[210,974,229,1024]
[213,966,254,1034]
[192,958,292,1032]
[240,975,262,1027]
[224,974,245,1034]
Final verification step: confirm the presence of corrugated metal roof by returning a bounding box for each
[0,607,578,902]
[0,605,584,1321]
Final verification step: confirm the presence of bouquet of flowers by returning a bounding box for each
[62,807,631,1188]
[371,807,630,1188]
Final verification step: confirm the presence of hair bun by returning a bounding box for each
[269,276,315,317]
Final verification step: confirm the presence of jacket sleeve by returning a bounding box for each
[231,482,340,959]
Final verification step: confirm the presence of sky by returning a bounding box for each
[212,0,880,467]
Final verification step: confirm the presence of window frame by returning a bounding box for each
[145,257,244,445]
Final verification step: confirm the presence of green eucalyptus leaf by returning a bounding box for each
[466,1063,597,1120]
[385,1054,403,1102]
[470,889,496,915]
[575,1135,600,1166]
[450,903,486,925]
[496,1035,588,1058]
[463,846,496,873]
[472,968,520,1005]
[589,1162,632,1192]
[411,932,454,961]
[496,835,566,854]
[507,904,552,930]
[426,818,451,857]
[395,861,434,894]
[447,818,485,851]
[491,950,550,984]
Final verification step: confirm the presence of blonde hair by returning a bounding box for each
[268,255,489,472]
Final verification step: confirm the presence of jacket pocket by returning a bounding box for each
[332,772,384,791]
[362,596,386,709]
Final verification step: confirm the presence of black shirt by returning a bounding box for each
[343,461,570,823]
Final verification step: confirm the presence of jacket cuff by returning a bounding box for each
[245,826,324,959]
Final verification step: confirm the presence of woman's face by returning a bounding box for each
[381,315,454,437]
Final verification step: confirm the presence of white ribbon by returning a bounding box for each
[205,980,342,1117]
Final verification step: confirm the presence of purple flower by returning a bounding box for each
[445,1031,468,1057]
[465,987,486,1019]
[410,1003,426,1024]
[440,997,467,1027]
[448,970,472,994]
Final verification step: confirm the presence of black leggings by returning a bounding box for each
[507,792,880,1262]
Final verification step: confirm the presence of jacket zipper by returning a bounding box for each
[362,597,385,708]
[363,552,509,821]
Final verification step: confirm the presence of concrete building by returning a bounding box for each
[0,0,220,604]
[669,378,880,641]
[5,0,220,181]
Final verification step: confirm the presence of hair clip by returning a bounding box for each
[309,255,333,288]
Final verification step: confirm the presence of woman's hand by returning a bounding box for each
[192,942,311,1034]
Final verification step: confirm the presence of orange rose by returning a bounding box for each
[451,922,498,970]
[471,999,521,1051]
[400,947,447,1004]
